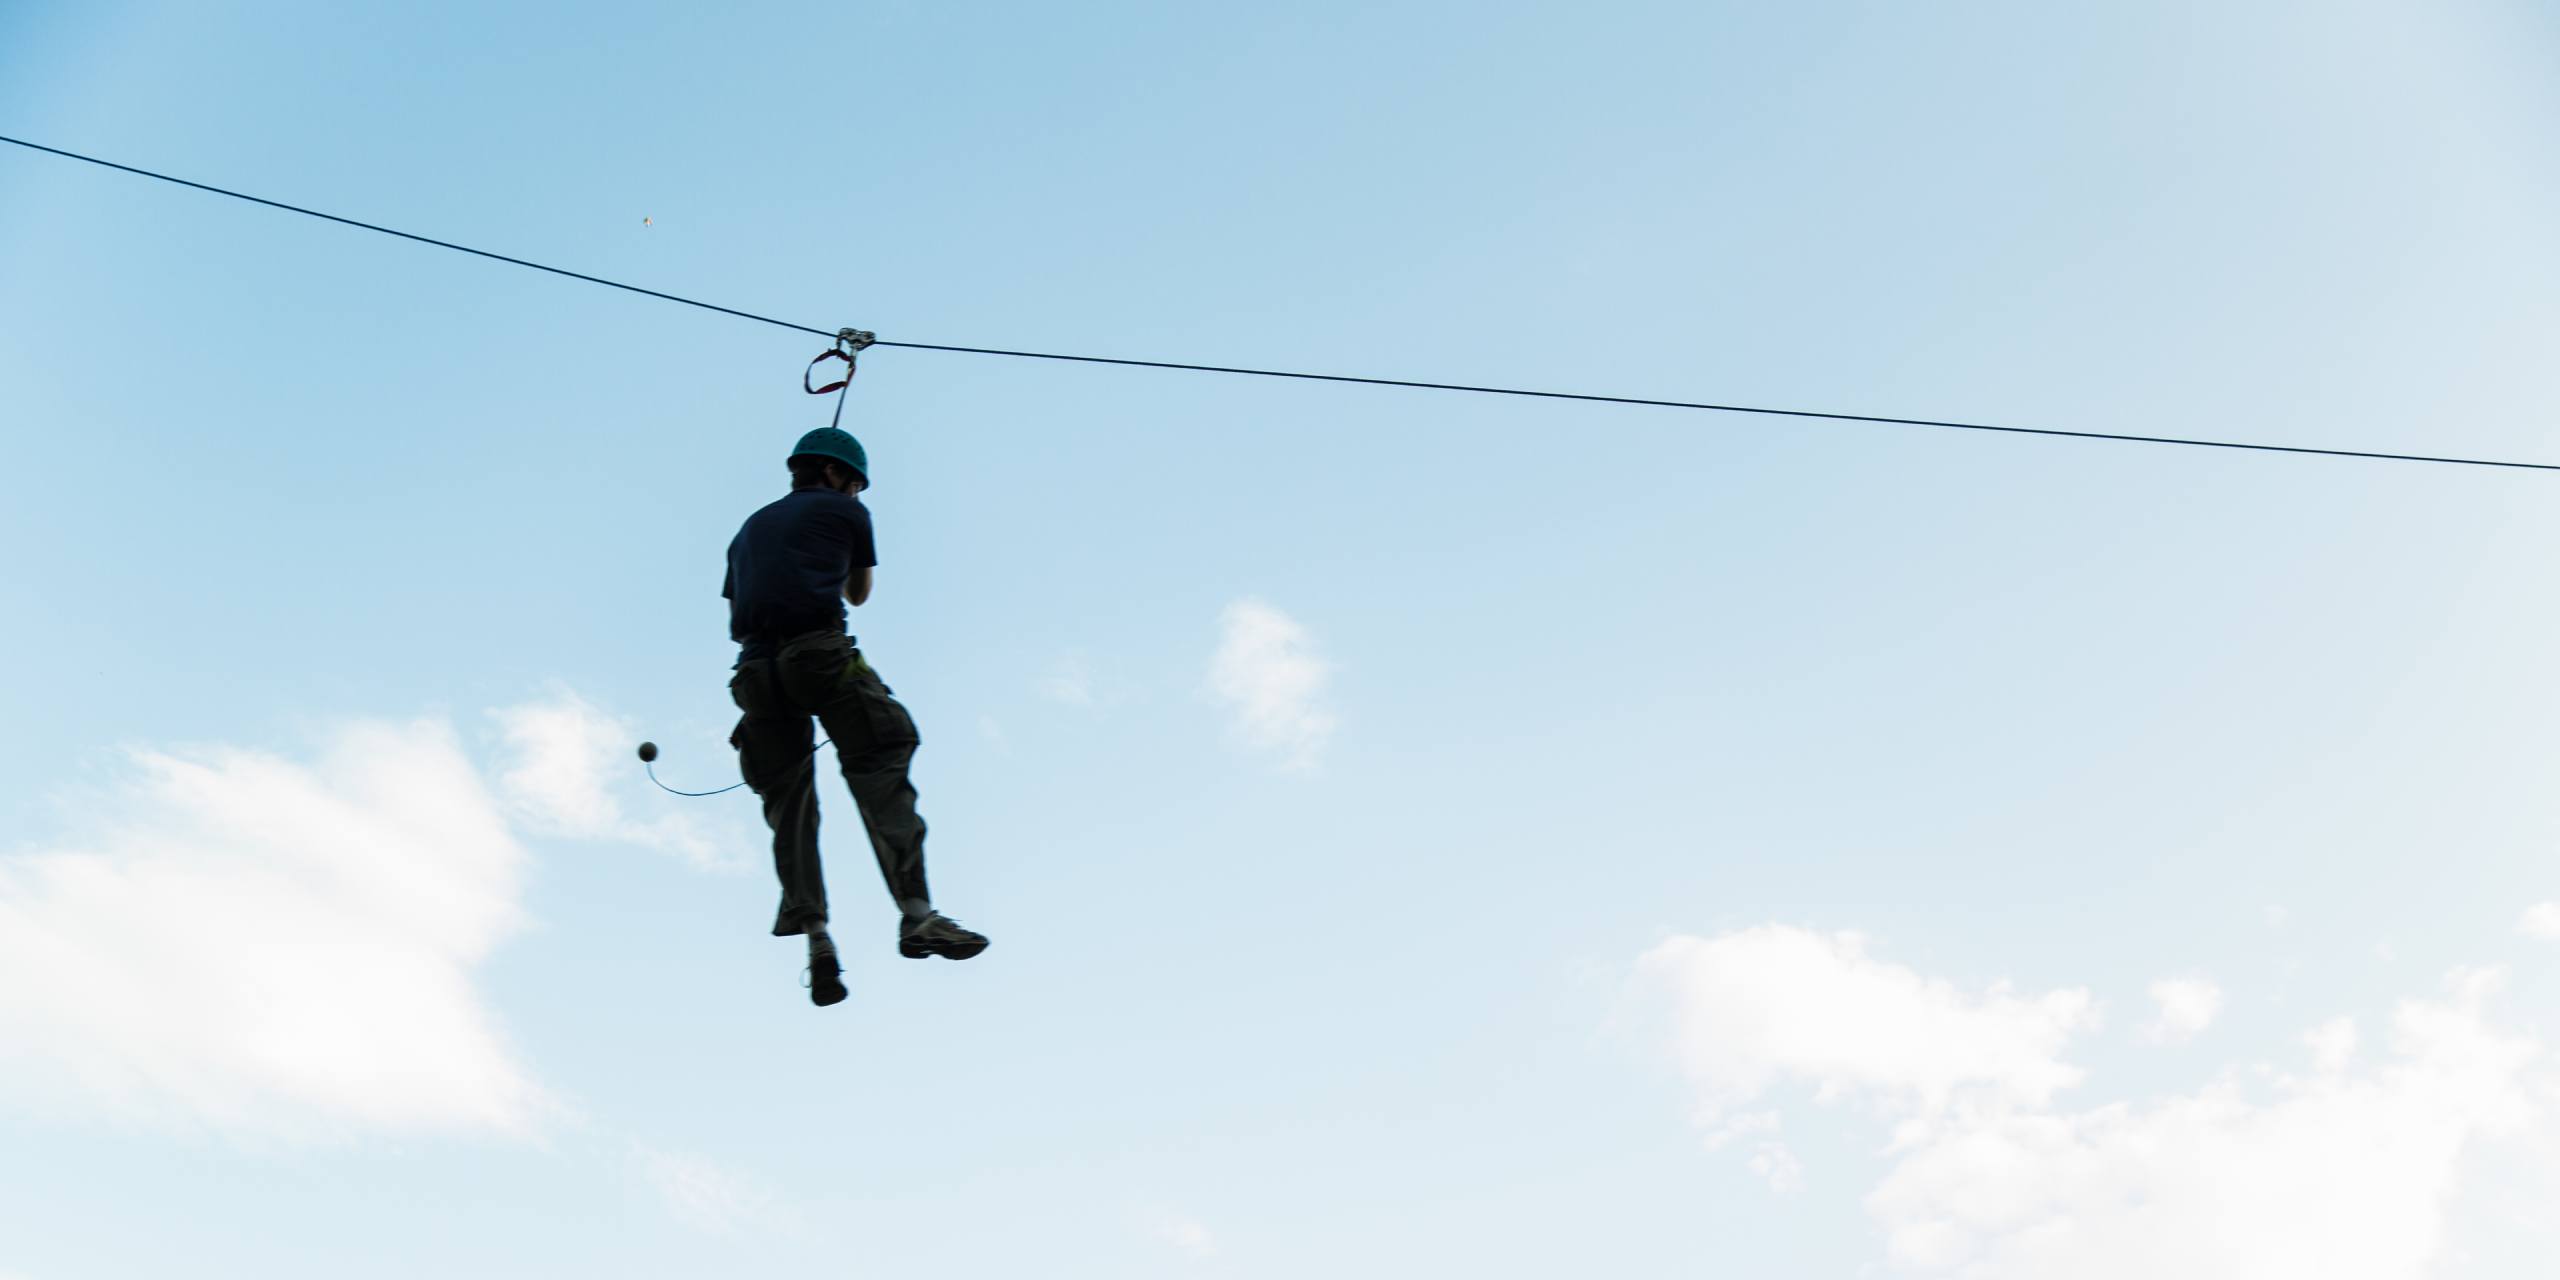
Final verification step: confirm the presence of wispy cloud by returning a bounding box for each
[1040,654,1096,707]
[1143,1206,1217,1259]
[1207,598,1336,771]
[630,1142,779,1234]
[1747,1139,1805,1193]
[0,718,547,1140]
[1636,929,2545,1278]
[491,689,744,873]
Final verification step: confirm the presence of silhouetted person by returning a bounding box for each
[723,427,987,1006]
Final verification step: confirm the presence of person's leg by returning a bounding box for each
[729,660,830,938]
[802,649,932,918]
[835,654,989,960]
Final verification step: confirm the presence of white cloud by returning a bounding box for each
[1868,971,2536,1279]
[0,718,546,1139]
[631,1142,776,1234]
[2518,902,2560,940]
[1207,598,1337,771]
[2144,977,2224,1044]
[491,689,741,873]
[1635,926,2095,1139]
[1637,930,2545,1278]
[1748,1140,1806,1193]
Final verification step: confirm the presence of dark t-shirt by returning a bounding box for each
[723,486,878,660]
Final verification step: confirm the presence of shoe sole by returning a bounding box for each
[899,937,989,961]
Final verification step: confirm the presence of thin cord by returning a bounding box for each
[645,761,749,797]
[7,132,2553,474]
[646,740,834,798]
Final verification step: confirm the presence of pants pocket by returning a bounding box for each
[731,660,784,715]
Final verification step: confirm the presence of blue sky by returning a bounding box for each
[5,2,2560,1276]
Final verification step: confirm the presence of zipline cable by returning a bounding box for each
[0,134,830,340]
[7,131,2553,475]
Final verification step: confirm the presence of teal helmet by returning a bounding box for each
[788,427,868,485]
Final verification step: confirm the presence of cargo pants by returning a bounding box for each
[729,630,930,936]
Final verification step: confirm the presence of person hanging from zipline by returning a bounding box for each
[722,425,987,1007]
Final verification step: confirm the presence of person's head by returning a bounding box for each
[786,427,869,495]
[788,454,866,494]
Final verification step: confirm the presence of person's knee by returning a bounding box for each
[837,743,915,782]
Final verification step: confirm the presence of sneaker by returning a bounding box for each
[898,912,989,960]
[805,949,848,1006]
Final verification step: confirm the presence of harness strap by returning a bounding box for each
[804,348,854,395]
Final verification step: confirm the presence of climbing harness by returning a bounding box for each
[804,327,875,431]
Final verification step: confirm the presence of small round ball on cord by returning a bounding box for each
[636,741,659,763]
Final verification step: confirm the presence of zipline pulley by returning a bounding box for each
[805,327,876,430]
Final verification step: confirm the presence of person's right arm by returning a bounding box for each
[840,496,879,608]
